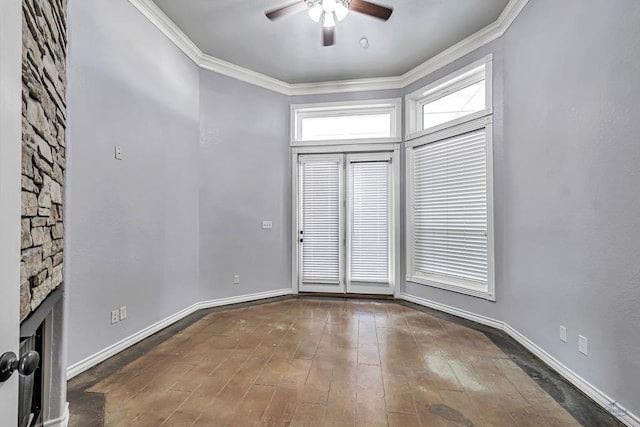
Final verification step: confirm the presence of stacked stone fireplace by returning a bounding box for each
[20,0,67,320]
[18,1,68,426]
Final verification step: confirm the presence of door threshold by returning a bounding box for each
[298,292,395,300]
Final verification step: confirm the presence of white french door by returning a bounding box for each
[297,152,395,295]
[346,153,393,294]
[298,155,345,293]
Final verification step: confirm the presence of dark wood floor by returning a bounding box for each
[68,298,619,426]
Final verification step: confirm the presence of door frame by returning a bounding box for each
[0,0,25,420]
[291,143,401,297]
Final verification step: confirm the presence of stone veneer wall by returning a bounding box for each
[20,0,67,321]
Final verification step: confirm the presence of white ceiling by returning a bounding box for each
[152,0,510,84]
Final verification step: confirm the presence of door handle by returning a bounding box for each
[0,351,40,382]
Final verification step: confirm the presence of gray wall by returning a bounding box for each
[403,0,640,415]
[65,0,640,416]
[198,70,291,301]
[66,0,200,366]
[290,89,402,105]
[66,0,294,368]
[500,0,640,414]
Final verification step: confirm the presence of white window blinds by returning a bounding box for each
[301,159,341,284]
[413,129,488,285]
[349,161,390,283]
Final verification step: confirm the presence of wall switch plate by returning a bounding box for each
[578,335,588,355]
[233,274,240,284]
[119,306,127,320]
[115,146,123,160]
[111,309,119,324]
[559,326,567,342]
[262,220,273,229]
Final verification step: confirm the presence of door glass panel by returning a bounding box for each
[350,161,390,283]
[301,159,341,284]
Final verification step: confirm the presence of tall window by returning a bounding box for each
[406,55,495,300]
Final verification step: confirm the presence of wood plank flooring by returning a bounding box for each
[70,298,588,426]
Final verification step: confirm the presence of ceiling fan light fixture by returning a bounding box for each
[322,11,336,27]
[308,3,323,22]
[266,0,390,47]
[334,1,349,21]
[322,0,337,13]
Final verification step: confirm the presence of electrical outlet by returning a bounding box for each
[119,306,127,320]
[578,335,588,355]
[233,274,240,284]
[559,326,567,342]
[262,220,273,229]
[114,146,123,160]
[111,309,119,324]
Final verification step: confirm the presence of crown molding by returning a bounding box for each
[128,0,529,96]
[198,54,292,94]
[399,0,527,88]
[287,74,405,96]
[129,0,293,94]
[129,0,202,64]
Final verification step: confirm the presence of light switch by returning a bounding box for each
[262,220,273,229]
[115,146,123,160]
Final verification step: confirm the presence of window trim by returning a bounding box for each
[291,98,402,146]
[405,116,495,301]
[405,54,493,142]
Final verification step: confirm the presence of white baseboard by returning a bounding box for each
[503,324,640,427]
[399,293,503,330]
[66,288,293,379]
[398,293,639,427]
[43,402,69,427]
[196,288,294,311]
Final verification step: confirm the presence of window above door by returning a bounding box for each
[291,98,402,146]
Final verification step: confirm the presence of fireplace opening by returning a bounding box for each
[18,322,43,427]
[19,287,62,427]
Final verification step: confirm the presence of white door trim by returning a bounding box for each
[0,0,24,420]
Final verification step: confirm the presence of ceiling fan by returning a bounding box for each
[265,0,393,47]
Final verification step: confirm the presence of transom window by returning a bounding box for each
[422,79,485,130]
[291,99,401,145]
[406,55,492,140]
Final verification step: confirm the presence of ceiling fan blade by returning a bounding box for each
[349,0,393,21]
[265,1,308,20]
[323,27,335,46]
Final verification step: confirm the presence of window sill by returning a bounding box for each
[407,274,495,301]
